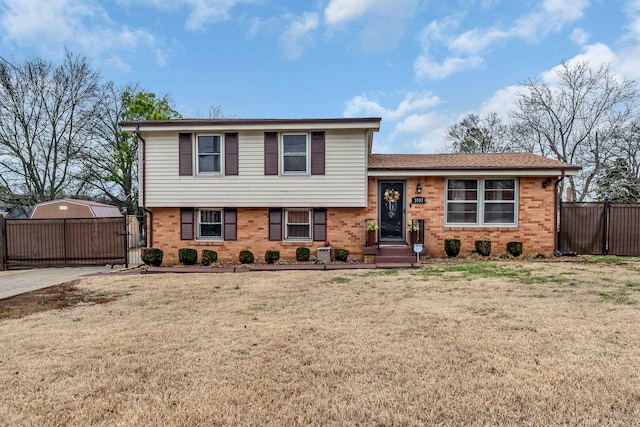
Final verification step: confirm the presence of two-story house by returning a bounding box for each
[120,118,579,265]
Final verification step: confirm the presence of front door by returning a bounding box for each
[379,181,405,241]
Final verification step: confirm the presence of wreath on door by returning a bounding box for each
[383,188,400,218]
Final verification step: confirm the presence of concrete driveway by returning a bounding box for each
[0,265,121,300]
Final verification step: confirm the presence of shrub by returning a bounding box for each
[239,250,254,264]
[506,241,523,257]
[141,248,163,267]
[475,240,492,256]
[201,249,218,266]
[334,248,349,262]
[265,250,280,264]
[178,248,198,265]
[296,247,310,262]
[444,239,461,257]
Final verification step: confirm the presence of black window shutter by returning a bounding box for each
[180,208,194,240]
[179,133,193,176]
[269,209,282,241]
[224,209,237,241]
[264,132,278,175]
[311,131,325,175]
[313,209,327,241]
[225,133,239,176]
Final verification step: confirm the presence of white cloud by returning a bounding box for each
[324,0,417,51]
[344,92,449,153]
[324,0,387,25]
[279,12,319,59]
[449,27,509,54]
[183,0,245,31]
[414,55,483,79]
[0,0,161,65]
[478,85,523,119]
[344,92,440,120]
[415,0,590,80]
[571,28,590,45]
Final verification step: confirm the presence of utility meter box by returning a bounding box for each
[317,247,332,263]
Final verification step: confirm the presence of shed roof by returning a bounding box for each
[30,198,122,218]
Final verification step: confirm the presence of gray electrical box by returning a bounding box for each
[317,247,331,263]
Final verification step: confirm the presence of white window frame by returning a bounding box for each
[445,178,518,227]
[281,133,309,175]
[483,179,517,225]
[196,208,224,240]
[284,208,312,241]
[196,134,223,175]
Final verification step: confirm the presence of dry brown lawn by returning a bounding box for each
[1,260,640,426]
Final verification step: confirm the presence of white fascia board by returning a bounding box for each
[368,169,579,177]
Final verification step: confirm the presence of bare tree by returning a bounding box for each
[594,119,640,201]
[85,83,181,213]
[0,51,102,206]
[510,61,639,201]
[446,112,512,153]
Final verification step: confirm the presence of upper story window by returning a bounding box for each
[446,178,517,226]
[282,134,308,174]
[197,135,222,174]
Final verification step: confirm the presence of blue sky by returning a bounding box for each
[0,0,636,153]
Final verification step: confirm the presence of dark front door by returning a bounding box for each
[379,181,405,241]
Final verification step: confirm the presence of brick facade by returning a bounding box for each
[380,176,556,256]
[150,176,556,265]
[150,207,370,265]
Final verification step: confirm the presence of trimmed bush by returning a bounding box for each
[265,250,280,264]
[141,248,163,267]
[296,247,310,262]
[239,250,254,264]
[334,248,349,262]
[506,241,523,257]
[178,248,198,265]
[201,249,218,266]
[475,240,492,256]
[444,239,461,257]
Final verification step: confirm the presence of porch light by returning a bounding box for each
[416,183,422,194]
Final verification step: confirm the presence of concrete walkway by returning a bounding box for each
[0,266,120,300]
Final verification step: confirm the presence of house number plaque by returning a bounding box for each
[412,197,425,204]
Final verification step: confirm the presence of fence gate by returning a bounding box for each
[559,202,640,256]
[0,217,128,270]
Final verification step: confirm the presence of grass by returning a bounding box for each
[1,261,640,425]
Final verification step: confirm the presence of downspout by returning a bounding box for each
[554,169,566,256]
[134,126,153,248]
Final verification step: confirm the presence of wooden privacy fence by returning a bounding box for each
[559,202,640,256]
[0,217,128,270]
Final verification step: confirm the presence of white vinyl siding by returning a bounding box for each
[446,178,518,226]
[143,130,368,207]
